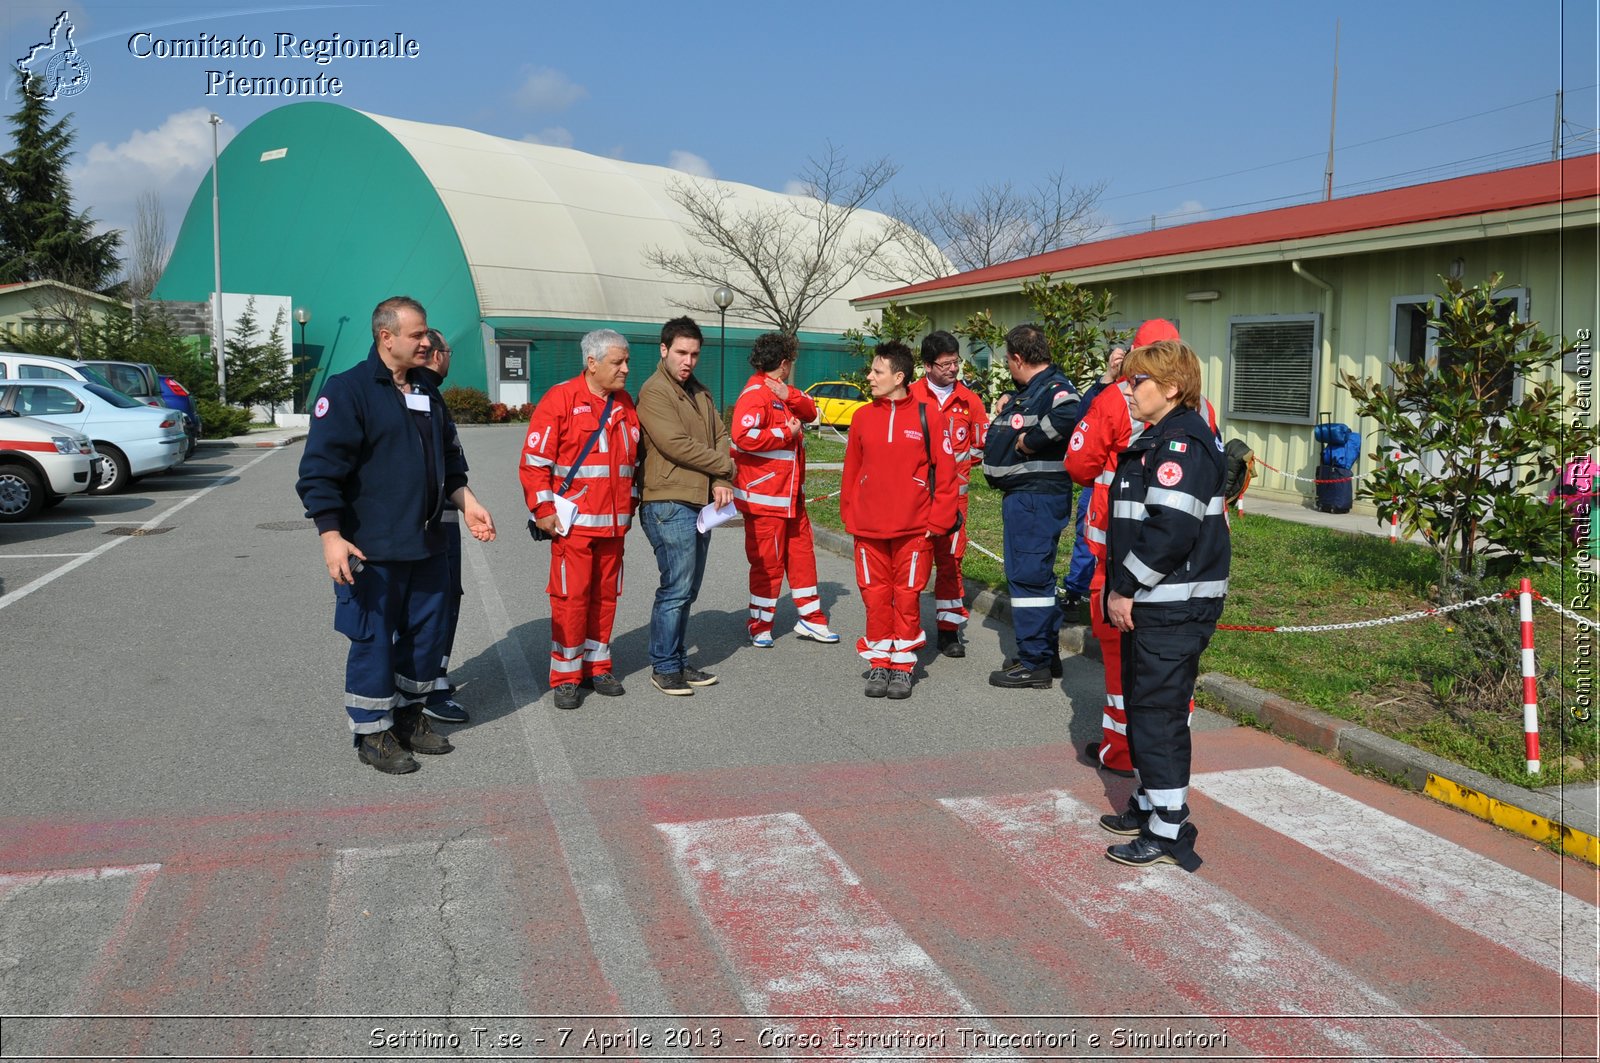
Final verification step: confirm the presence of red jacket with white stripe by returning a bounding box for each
[840,395,959,540]
[730,374,817,517]
[1064,385,1217,561]
[907,378,987,500]
[519,376,640,538]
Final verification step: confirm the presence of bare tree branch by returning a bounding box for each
[878,169,1107,279]
[126,190,167,300]
[644,144,904,334]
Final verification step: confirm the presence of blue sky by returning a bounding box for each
[2,0,1596,267]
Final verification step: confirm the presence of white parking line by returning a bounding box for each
[7,520,147,526]
[0,448,282,614]
[0,552,89,558]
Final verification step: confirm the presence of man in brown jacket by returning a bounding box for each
[636,316,736,695]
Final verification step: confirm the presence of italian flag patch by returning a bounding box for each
[1169,440,1188,453]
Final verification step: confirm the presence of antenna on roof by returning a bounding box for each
[1324,19,1340,202]
[1552,89,1563,161]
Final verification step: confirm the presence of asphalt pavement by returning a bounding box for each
[0,425,1594,1060]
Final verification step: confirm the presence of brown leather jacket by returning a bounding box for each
[636,359,733,506]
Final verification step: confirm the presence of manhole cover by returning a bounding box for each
[258,520,315,531]
[106,526,172,536]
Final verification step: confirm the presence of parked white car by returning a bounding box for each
[0,351,123,391]
[0,409,95,521]
[0,379,185,494]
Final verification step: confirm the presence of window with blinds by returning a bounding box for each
[1226,314,1320,424]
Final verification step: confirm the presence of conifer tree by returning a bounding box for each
[0,71,121,288]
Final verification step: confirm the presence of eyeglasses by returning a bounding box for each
[1128,373,1153,387]
[929,360,961,372]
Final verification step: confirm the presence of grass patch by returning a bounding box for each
[800,467,1594,787]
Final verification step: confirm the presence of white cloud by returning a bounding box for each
[513,67,586,112]
[666,150,714,178]
[1170,199,1210,223]
[782,179,813,197]
[71,108,231,237]
[522,127,574,148]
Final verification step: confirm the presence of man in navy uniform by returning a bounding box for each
[297,296,496,774]
[982,323,1081,688]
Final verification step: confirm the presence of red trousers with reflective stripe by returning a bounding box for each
[930,499,970,633]
[547,534,624,687]
[743,507,825,638]
[1089,565,1195,773]
[852,534,929,672]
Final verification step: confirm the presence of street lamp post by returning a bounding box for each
[294,307,311,415]
[713,284,734,411]
[208,113,225,403]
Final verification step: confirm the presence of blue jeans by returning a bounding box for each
[641,501,711,675]
[1001,490,1074,668]
[1061,485,1096,595]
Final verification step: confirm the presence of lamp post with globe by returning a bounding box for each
[713,285,734,411]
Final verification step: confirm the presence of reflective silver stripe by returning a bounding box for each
[749,594,778,607]
[748,448,796,461]
[393,671,433,695]
[859,548,871,584]
[1125,552,1165,587]
[1100,713,1128,735]
[1095,470,1116,485]
[550,657,584,674]
[1135,578,1230,603]
[525,453,554,467]
[982,459,1065,477]
[553,463,630,480]
[1086,524,1107,544]
[734,488,790,508]
[1113,500,1147,522]
[1108,693,1125,709]
[1010,596,1056,608]
[892,633,925,650]
[569,512,633,528]
[1011,414,1040,428]
[747,471,776,488]
[1039,417,1062,441]
[935,598,964,610]
[796,600,822,616]
[889,650,918,664]
[1050,389,1075,407]
[791,585,818,598]
[936,610,966,624]
[1143,786,1188,809]
[1145,487,1206,520]
[907,550,919,587]
[957,483,969,495]
[535,491,557,505]
[749,608,775,621]
[559,560,567,596]
[345,690,398,711]
[583,640,611,661]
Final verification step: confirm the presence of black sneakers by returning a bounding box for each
[886,669,913,699]
[1106,824,1202,872]
[552,683,581,710]
[1001,655,1063,678]
[1099,799,1148,836]
[936,630,965,658]
[651,671,694,696]
[864,667,890,698]
[423,698,469,724]
[682,667,719,687]
[588,672,626,697]
[357,729,419,774]
[988,661,1054,688]
[394,705,453,755]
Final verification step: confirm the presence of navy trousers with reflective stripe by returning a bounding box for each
[1000,490,1073,668]
[333,552,451,735]
[1120,619,1214,834]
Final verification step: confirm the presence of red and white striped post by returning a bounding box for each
[1389,497,1398,543]
[1519,578,1540,774]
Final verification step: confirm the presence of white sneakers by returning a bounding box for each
[750,632,775,648]
[793,619,841,644]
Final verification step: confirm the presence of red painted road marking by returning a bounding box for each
[942,790,1471,1060]
[658,812,1009,1058]
[1194,765,1600,991]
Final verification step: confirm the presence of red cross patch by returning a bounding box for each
[1156,461,1183,487]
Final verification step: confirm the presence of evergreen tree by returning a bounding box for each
[0,71,121,288]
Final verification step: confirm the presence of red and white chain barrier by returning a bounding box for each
[1215,590,1514,634]
[1251,456,1360,485]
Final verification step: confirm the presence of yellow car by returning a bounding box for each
[803,380,868,428]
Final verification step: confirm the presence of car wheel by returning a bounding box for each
[87,445,131,495]
[0,463,44,522]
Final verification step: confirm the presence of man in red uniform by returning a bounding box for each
[1065,319,1218,774]
[841,342,959,699]
[730,331,838,647]
[520,329,641,710]
[907,330,987,658]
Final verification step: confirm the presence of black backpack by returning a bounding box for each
[1221,438,1255,506]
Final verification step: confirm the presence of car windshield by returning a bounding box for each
[84,382,144,408]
